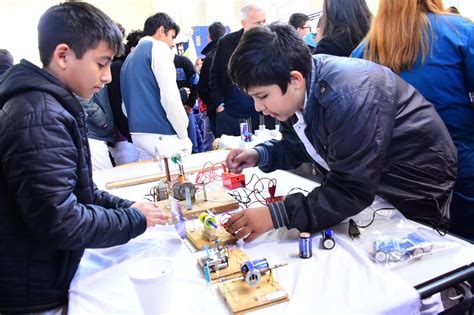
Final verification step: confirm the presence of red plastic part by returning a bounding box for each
[222,172,246,189]
[265,195,285,205]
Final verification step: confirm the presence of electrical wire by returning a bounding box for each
[353,207,396,229]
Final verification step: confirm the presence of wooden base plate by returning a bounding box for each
[217,272,289,314]
[161,189,238,222]
[186,226,236,250]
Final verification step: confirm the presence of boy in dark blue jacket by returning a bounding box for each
[224,24,457,243]
[0,3,168,312]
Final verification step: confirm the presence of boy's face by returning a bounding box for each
[62,41,114,99]
[247,72,306,121]
[297,21,312,38]
[156,26,176,48]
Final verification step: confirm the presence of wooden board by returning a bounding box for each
[105,149,229,189]
[197,247,249,282]
[217,273,289,314]
[105,165,202,189]
[186,226,236,250]
[162,189,238,222]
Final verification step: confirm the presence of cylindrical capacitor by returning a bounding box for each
[299,232,312,258]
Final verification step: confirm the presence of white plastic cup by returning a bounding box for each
[128,257,174,314]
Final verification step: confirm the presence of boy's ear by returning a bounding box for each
[51,44,72,70]
[289,71,305,89]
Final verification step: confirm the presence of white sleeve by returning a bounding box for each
[151,41,189,139]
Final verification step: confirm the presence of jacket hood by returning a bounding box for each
[0,60,79,114]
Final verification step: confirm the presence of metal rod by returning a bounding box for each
[164,157,171,182]
[415,264,474,299]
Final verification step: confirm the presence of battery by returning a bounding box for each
[240,122,249,141]
[240,258,269,274]
[299,232,312,258]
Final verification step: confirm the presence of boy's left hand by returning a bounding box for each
[224,207,274,242]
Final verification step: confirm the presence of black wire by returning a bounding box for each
[408,198,449,236]
[228,187,261,207]
[354,207,396,228]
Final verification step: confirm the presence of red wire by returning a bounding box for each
[194,161,227,185]
[251,177,277,206]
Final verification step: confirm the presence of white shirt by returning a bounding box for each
[292,93,330,171]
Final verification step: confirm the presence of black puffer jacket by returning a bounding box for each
[255,55,457,233]
[0,60,147,312]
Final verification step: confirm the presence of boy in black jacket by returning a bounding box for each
[0,3,168,312]
[224,24,456,243]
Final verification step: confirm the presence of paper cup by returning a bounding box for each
[128,257,174,314]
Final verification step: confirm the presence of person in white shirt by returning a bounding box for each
[121,12,191,160]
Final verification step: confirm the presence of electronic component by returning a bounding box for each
[265,196,285,204]
[239,121,253,142]
[239,258,288,286]
[148,180,169,202]
[299,232,312,258]
[240,122,248,141]
[321,229,336,250]
[373,232,433,263]
[171,182,196,201]
[200,244,229,273]
[240,258,270,286]
[348,219,360,240]
[222,172,245,189]
[264,181,285,205]
[199,211,218,241]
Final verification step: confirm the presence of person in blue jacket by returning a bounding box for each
[352,0,474,242]
[223,24,456,243]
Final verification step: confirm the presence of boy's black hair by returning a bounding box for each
[38,2,124,67]
[208,22,226,41]
[125,30,144,55]
[143,12,180,37]
[288,13,310,29]
[228,23,312,94]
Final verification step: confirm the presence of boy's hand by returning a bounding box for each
[226,148,259,174]
[224,207,274,242]
[131,201,168,227]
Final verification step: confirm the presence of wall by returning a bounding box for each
[0,0,472,66]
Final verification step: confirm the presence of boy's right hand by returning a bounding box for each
[131,201,169,227]
[225,148,259,173]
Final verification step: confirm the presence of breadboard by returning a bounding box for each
[217,272,289,314]
[197,247,249,282]
[161,189,238,222]
[186,226,236,250]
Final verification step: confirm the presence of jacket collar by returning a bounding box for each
[201,39,218,56]
[0,59,83,118]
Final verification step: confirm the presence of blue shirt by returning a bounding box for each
[352,13,474,177]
